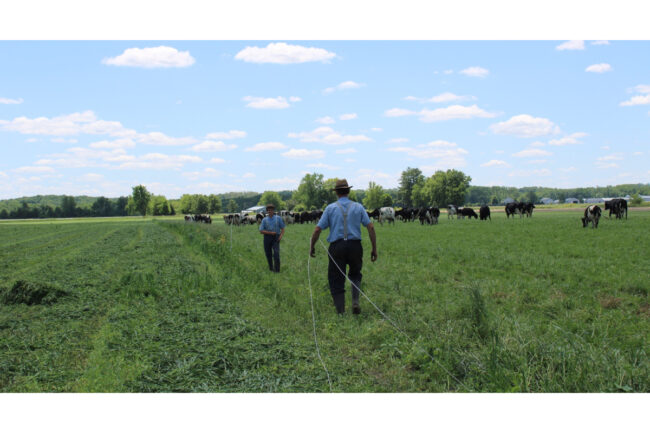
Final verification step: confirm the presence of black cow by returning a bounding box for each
[396,208,416,222]
[582,205,602,229]
[605,198,628,220]
[479,205,491,221]
[367,208,380,221]
[505,202,524,218]
[416,207,439,225]
[458,207,478,219]
[523,202,535,217]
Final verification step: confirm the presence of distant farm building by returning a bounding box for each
[540,197,554,205]
[565,197,580,204]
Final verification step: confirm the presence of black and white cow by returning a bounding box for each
[605,198,628,220]
[458,207,478,219]
[447,205,458,219]
[505,202,524,219]
[523,202,535,217]
[479,205,491,221]
[582,205,602,229]
[378,207,396,226]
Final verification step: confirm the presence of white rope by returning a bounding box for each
[318,239,472,392]
[307,242,334,392]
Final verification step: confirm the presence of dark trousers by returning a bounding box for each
[263,234,280,272]
[327,240,363,312]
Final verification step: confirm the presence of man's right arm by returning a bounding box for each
[366,223,377,262]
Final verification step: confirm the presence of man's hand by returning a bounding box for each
[371,249,378,262]
[310,247,316,258]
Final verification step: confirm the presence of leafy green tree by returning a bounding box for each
[382,193,393,207]
[227,199,238,213]
[61,195,77,217]
[131,185,152,217]
[630,193,643,206]
[92,196,113,216]
[293,173,329,210]
[526,190,538,204]
[207,194,222,214]
[323,178,340,204]
[115,196,129,216]
[0,209,8,219]
[195,195,209,214]
[398,167,425,207]
[348,190,359,202]
[362,182,385,209]
[150,195,170,216]
[258,191,286,210]
[445,169,472,205]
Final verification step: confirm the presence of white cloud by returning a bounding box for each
[405,93,474,103]
[323,81,364,94]
[595,162,619,169]
[51,137,78,143]
[242,172,255,178]
[288,126,372,146]
[370,127,383,132]
[591,41,610,45]
[118,153,202,170]
[352,169,397,188]
[281,148,325,159]
[234,42,336,64]
[307,163,340,170]
[526,159,548,165]
[632,85,650,94]
[344,158,356,163]
[444,69,454,75]
[88,138,136,149]
[244,141,287,152]
[548,132,588,146]
[389,140,468,168]
[556,40,585,51]
[560,167,577,173]
[490,114,560,137]
[620,94,650,106]
[508,168,552,177]
[137,132,198,146]
[335,148,357,154]
[209,158,226,164]
[633,151,644,156]
[530,141,546,147]
[289,96,302,102]
[205,130,247,140]
[13,166,56,174]
[585,63,612,73]
[102,46,195,68]
[339,113,357,120]
[182,167,223,181]
[0,171,7,177]
[0,97,23,104]
[0,110,135,137]
[601,146,610,150]
[512,148,553,158]
[191,140,237,152]
[387,138,409,144]
[481,159,510,167]
[316,116,336,125]
[79,173,104,182]
[266,177,300,188]
[243,96,299,109]
[385,105,497,122]
[459,66,489,78]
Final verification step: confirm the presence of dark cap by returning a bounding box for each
[265,203,276,209]
[332,178,352,191]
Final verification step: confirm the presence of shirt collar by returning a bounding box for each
[338,197,350,204]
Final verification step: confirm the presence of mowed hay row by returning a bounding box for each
[0,211,648,392]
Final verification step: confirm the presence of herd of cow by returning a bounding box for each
[185,198,630,230]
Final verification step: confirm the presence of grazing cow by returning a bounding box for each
[479,205,491,221]
[418,207,440,225]
[605,198,628,220]
[367,208,380,222]
[582,205,602,229]
[447,205,458,219]
[280,210,294,225]
[505,202,524,219]
[523,202,535,217]
[458,207,478,219]
[184,215,194,222]
[256,213,264,225]
[396,207,416,222]
[378,207,396,226]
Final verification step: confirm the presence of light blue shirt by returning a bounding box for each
[259,214,285,235]
[317,197,371,243]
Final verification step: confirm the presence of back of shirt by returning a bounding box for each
[317,197,371,243]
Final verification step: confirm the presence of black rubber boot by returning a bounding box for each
[333,293,345,314]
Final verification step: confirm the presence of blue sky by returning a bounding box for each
[1,40,649,199]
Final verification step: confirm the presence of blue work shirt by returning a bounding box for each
[259,214,285,235]
[317,197,371,243]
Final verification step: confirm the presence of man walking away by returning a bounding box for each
[310,179,377,315]
[259,203,285,272]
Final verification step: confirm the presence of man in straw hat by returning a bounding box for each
[310,179,377,314]
[259,203,285,273]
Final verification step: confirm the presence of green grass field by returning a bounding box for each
[1,210,648,392]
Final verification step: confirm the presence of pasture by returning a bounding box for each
[1,209,648,392]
